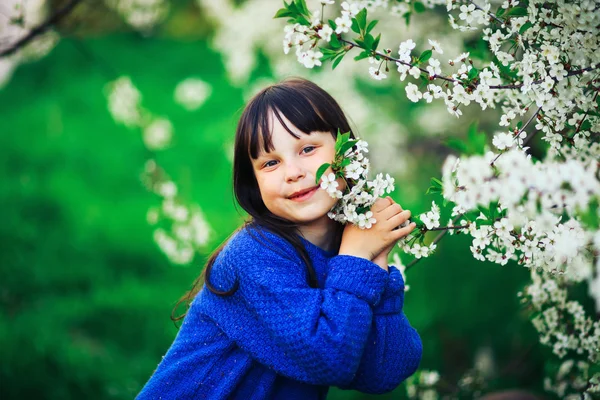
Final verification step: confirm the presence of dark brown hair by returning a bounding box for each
[171,77,355,323]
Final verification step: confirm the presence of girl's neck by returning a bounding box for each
[297,216,339,253]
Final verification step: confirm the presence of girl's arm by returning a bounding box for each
[337,265,422,394]
[199,230,390,387]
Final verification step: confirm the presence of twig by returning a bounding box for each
[0,0,82,58]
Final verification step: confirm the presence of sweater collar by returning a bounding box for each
[297,234,338,258]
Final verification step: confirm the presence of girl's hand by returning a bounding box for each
[371,198,411,271]
[338,197,416,265]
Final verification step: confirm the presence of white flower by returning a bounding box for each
[174,78,211,111]
[428,39,443,54]
[334,14,352,34]
[458,4,476,24]
[492,132,514,150]
[369,66,387,80]
[298,49,323,69]
[426,58,441,77]
[406,83,423,102]
[144,118,173,150]
[320,172,339,195]
[357,211,376,229]
[398,39,416,58]
[320,0,335,5]
[317,24,333,42]
[409,66,421,79]
[421,201,441,230]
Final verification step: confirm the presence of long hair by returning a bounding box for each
[171,77,355,323]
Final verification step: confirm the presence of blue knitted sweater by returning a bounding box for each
[137,224,422,399]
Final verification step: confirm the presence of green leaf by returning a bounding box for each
[413,1,426,13]
[519,21,533,34]
[340,158,352,167]
[516,120,523,130]
[330,33,342,49]
[446,138,468,154]
[294,0,309,15]
[372,33,381,51]
[355,8,367,32]
[274,8,293,19]
[328,19,337,30]
[506,7,527,16]
[354,50,371,61]
[298,15,312,26]
[364,33,374,49]
[468,67,478,80]
[468,122,486,155]
[496,7,506,17]
[334,130,350,154]
[340,139,358,156]
[332,52,346,69]
[430,177,443,188]
[403,11,411,25]
[366,19,378,34]
[419,49,432,63]
[315,163,331,184]
[351,18,360,34]
[426,186,442,195]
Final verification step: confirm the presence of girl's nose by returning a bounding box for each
[285,162,306,183]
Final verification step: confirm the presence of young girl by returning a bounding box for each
[137,77,422,399]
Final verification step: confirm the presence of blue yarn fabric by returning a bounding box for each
[137,224,422,399]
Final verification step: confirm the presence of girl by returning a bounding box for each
[137,77,422,399]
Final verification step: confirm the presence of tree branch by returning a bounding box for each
[0,0,82,58]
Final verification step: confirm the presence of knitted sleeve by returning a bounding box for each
[337,265,423,394]
[200,229,390,387]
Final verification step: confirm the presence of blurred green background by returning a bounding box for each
[0,1,549,399]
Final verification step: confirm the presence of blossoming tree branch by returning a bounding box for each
[275,0,599,398]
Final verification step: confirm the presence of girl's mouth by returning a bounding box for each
[288,186,319,202]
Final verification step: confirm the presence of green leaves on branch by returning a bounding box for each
[419,49,432,63]
[413,1,426,13]
[316,130,356,184]
[445,122,487,155]
[315,163,331,185]
[426,177,443,195]
[274,0,311,25]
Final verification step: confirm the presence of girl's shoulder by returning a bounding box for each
[219,224,301,266]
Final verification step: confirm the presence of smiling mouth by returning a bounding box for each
[288,186,319,200]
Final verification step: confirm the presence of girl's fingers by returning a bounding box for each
[393,221,417,239]
[371,197,393,213]
[386,209,411,228]
[386,196,403,212]
[380,203,403,221]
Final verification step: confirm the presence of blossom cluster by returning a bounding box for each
[144,160,212,265]
[105,76,213,265]
[521,271,600,363]
[318,133,395,229]
[543,359,600,399]
[275,0,600,396]
[0,0,60,88]
[104,0,169,31]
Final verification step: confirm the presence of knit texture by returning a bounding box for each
[137,224,422,399]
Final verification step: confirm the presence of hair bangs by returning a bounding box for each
[244,84,341,160]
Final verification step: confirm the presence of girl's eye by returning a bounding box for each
[263,160,278,168]
[302,146,316,154]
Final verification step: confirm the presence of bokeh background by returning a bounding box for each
[1,0,550,398]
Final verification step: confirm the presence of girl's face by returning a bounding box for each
[252,111,343,227]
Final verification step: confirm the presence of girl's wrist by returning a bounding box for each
[338,247,371,261]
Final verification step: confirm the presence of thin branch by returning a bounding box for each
[490,105,542,166]
[405,214,465,270]
[336,36,600,91]
[0,0,82,58]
